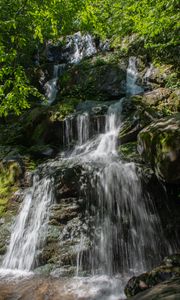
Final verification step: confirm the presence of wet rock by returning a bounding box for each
[76,100,115,115]
[45,32,97,64]
[119,96,159,144]
[138,113,180,183]
[35,163,92,275]
[28,145,55,159]
[54,164,88,201]
[129,277,180,300]
[125,254,180,298]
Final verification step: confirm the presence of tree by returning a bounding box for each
[0,0,84,116]
[79,0,179,49]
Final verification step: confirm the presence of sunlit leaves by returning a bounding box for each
[79,0,179,48]
[0,0,84,116]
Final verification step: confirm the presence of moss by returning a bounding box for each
[0,162,20,217]
[59,54,126,101]
[119,142,141,162]
[50,98,81,121]
[32,121,48,143]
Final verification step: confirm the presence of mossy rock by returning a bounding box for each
[119,97,160,145]
[125,254,180,298]
[138,113,180,183]
[118,142,141,163]
[128,277,180,300]
[59,56,126,101]
[0,161,21,217]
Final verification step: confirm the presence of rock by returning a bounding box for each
[166,89,180,112]
[142,64,172,88]
[129,277,180,300]
[142,88,172,106]
[29,145,55,159]
[60,59,127,101]
[45,32,98,64]
[125,254,180,298]
[118,142,142,163]
[119,96,159,144]
[138,113,180,183]
[34,163,92,275]
[76,100,115,115]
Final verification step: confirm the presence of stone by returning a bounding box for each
[118,142,142,163]
[129,277,180,300]
[142,88,172,106]
[125,254,180,298]
[59,59,127,101]
[119,96,159,144]
[138,113,180,183]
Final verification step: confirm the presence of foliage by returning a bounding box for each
[0,0,178,116]
[79,0,179,49]
[0,0,84,116]
[165,73,180,89]
[51,98,81,120]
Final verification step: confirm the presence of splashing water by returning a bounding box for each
[1,176,54,273]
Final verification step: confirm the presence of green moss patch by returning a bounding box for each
[119,142,141,163]
[0,162,21,217]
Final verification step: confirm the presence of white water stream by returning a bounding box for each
[45,64,65,104]
[126,57,144,95]
[0,176,54,275]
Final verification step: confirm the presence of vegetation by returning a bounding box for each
[0,0,179,116]
[81,0,179,47]
[0,0,84,116]
[0,162,20,216]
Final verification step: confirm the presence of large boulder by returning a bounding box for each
[125,254,180,298]
[118,96,160,145]
[138,114,180,183]
[59,57,127,101]
[127,277,180,300]
[142,88,172,106]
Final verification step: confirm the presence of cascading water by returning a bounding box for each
[44,64,65,104]
[0,175,54,273]
[67,32,97,64]
[62,99,170,299]
[70,101,169,276]
[77,113,90,145]
[0,98,171,299]
[126,57,144,96]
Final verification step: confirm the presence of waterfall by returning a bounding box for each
[67,32,97,64]
[1,175,54,272]
[77,113,90,145]
[44,64,65,104]
[126,57,144,96]
[66,100,169,278]
[0,97,171,298]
